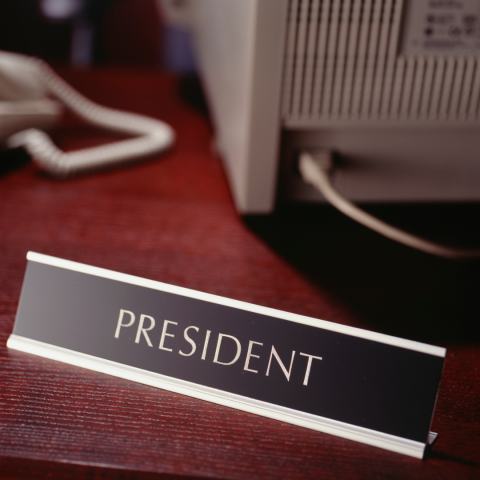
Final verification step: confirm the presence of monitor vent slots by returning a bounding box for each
[281,0,480,125]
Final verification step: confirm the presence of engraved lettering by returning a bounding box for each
[213,333,241,366]
[244,340,263,373]
[179,326,199,356]
[201,330,211,360]
[115,309,136,338]
[300,353,323,386]
[266,346,295,381]
[135,314,155,346]
[159,320,177,352]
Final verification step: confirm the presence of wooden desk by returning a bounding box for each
[0,69,479,479]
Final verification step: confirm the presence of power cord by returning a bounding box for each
[7,55,174,176]
[299,150,480,260]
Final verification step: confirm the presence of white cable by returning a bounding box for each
[6,56,174,176]
[299,150,480,260]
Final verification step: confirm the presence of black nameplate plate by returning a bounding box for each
[8,252,445,458]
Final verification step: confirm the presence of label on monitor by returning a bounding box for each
[402,0,480,54]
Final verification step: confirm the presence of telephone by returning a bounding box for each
[0,50,174,175]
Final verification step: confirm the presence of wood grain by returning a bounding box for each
[0,69,479,479]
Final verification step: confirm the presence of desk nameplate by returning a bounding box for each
[8,252,446,458]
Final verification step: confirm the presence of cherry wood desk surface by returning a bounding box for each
[0,68,479,480]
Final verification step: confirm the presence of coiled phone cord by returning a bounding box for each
[7,57,174,175]
[299,150,480,260]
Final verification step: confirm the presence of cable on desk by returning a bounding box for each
[7,56,174,176]
[298,150,480,260]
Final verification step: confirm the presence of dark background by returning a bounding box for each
[0,0,163,67]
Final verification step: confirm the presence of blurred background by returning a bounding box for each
[0,0,194,70]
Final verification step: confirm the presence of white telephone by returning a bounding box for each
[0,50,174,175]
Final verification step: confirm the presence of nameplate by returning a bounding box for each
[8,252,445,458]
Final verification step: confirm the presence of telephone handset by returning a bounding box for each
[0,50,174,175]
